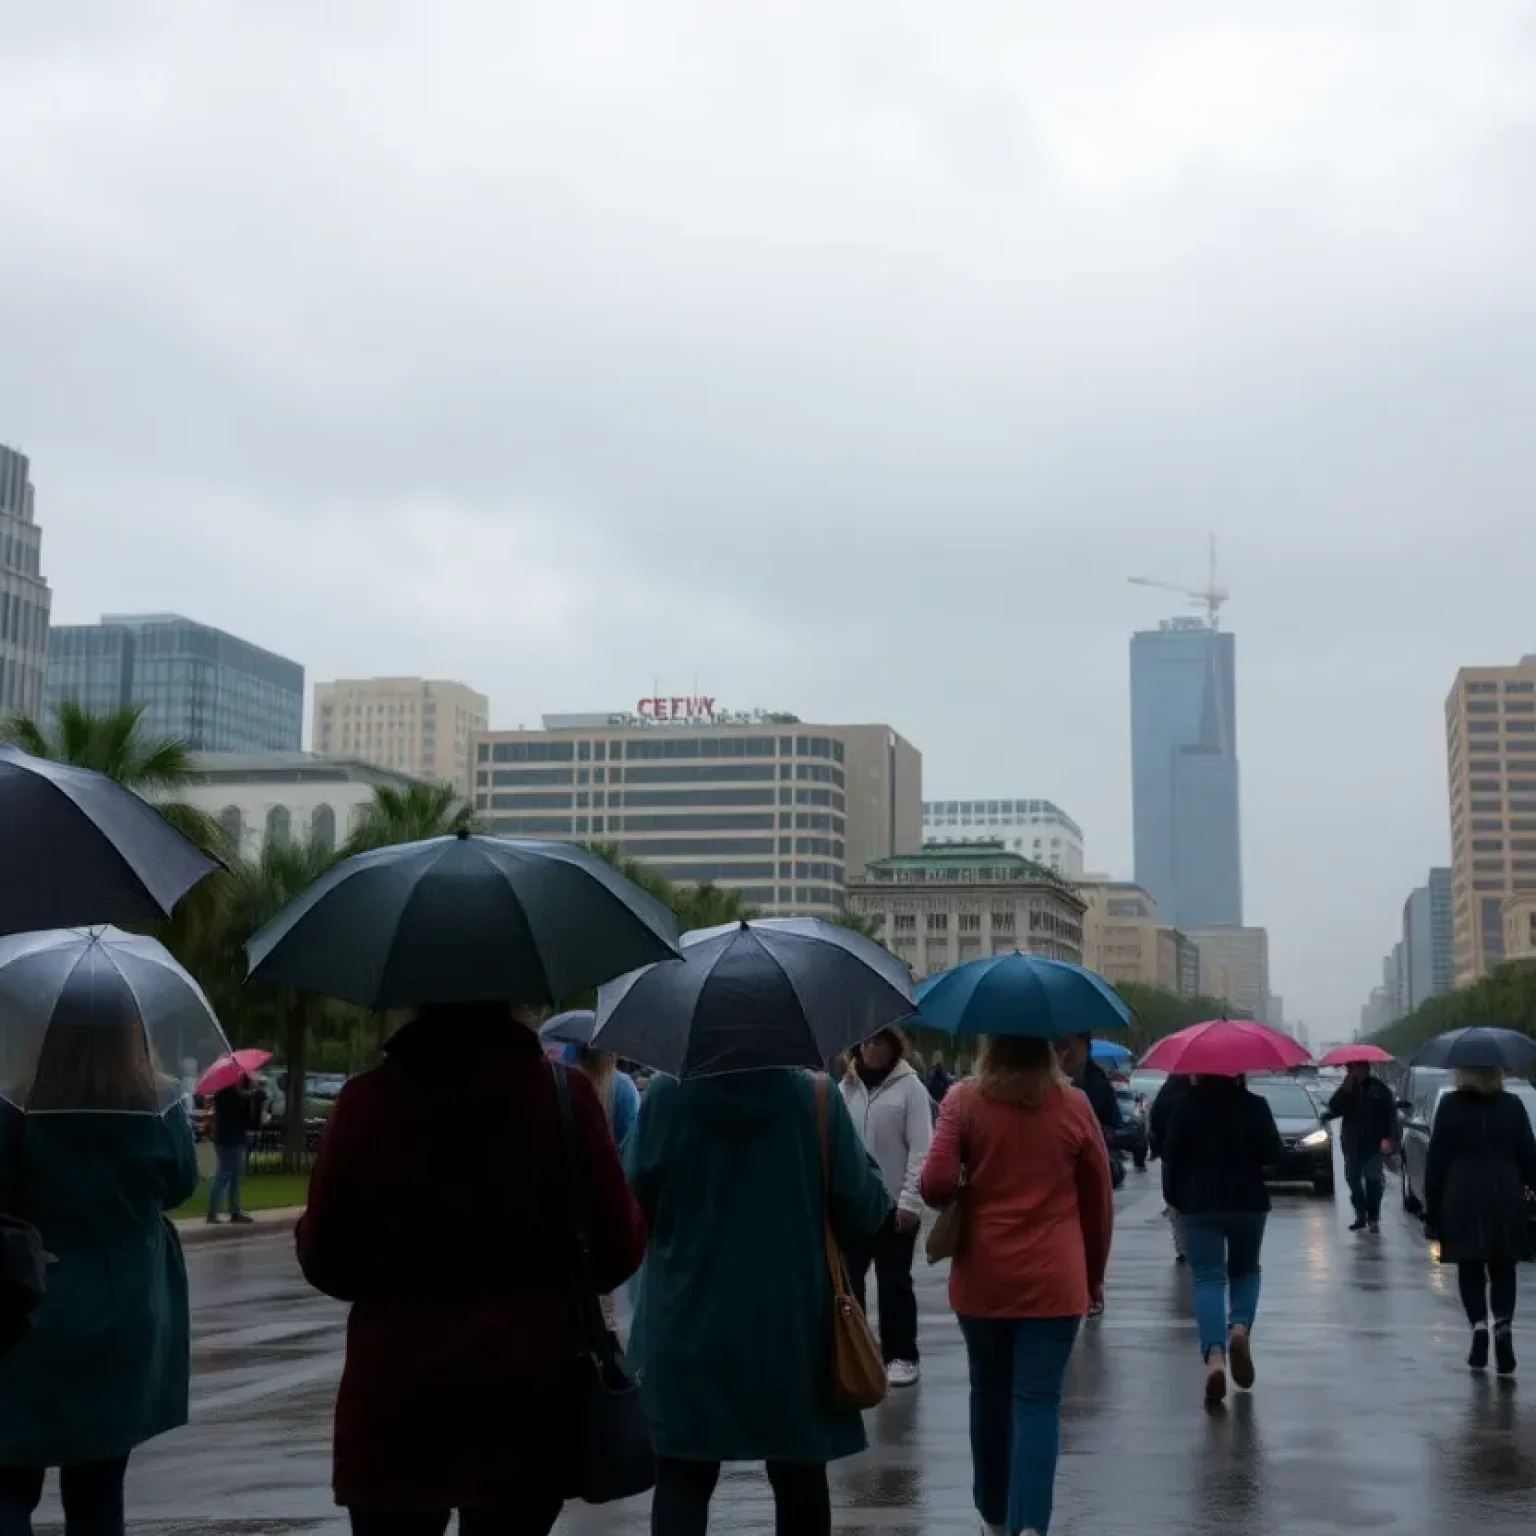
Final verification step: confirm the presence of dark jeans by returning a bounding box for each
[1343,1149,1384,1221]
[957,1315,1080,1536]
[845,1211,919,1363]
[208,1139,245,1217]
[1183,1211,1267,1359]
[1458,1261,1518,1326]
[348,1496,562,1536]
[0,1456,129,1536]
[651,1455,829,1536]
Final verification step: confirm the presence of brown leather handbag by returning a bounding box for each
[813,1074,889,1412]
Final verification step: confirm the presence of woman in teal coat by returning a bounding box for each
[0,991,199,1536]
[626,1069,891,1536]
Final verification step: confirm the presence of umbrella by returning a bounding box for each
[592,917,915,1078]
[912,951,1132,1040]
[1319,1043,1394,1067]
[540,1010,597,1050]
[0,925,231,1114]
[198,1047,273,1098]
[245,830,683,1010]
[1407,1027,1536,1072]
[0,747,219,935]
[1090,1038,1133,1063]
[1140,1018,1312,1077]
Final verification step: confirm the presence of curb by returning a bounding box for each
[176,1208,305,1246]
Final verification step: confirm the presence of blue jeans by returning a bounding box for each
[957,1315,1080,1535]
[1344,1149,1383,1221]
[208,1140,245,1217]
[1183,1212,1266,1358]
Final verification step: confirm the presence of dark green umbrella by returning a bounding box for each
[244,831,681,1009]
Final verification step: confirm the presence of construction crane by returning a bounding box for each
[1128,534,1229,628]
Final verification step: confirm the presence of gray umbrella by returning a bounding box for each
[0,747,219,935]
[0,926,231,1114]
[245,830,682,1010]
[592,916,916,1078]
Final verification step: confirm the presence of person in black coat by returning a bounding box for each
[1424,1068,1536,1375]
[1150,1075,1195,1260]
[1325,1065,1399,1233]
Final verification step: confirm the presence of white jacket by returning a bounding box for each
[841,1059,933,1218]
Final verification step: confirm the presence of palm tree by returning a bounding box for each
[345,781,474,855]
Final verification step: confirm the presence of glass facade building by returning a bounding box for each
[0,446,52,720]
[1130,618,1242,931]
[45,614,303,753]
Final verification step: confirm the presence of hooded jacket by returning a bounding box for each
[840,1058,934,1218]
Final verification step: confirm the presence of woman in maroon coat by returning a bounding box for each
[296,1002,647,1536]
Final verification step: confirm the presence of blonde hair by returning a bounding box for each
[575,1047,618,1127]
[976,1035,1068,1109]
[1455,1066,1505,1096]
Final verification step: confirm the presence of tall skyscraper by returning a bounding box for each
[1129,617,1242,929]
[0,445,52,719]
[46,614,303,752]
[313,678,489,794]
[1403,868,1453,1013]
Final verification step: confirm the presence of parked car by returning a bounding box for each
[1399,1073,1536,1218]
[1248,1075,1334,1194]
[1113,1083,1150,1170]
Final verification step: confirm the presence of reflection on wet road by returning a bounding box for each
[39,1162,1536,1533]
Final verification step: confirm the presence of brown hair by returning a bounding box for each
[28,987,159,1113]
[575,1046,618,1126]
[976,1035,1068,1109]
[863,1027,909,1060]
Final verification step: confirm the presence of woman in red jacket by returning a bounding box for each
[921,1035,1113,1536]
[296,1002,647,1536]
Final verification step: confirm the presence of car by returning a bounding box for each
[1112,1083,1149,1169]
[1248,1075,1334,1195]
[1399,1074,1536,1217]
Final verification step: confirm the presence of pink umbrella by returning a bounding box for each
[1140,1018,1312,1077]
[1319,1043,1393,1067]
[197,1048,272,1097]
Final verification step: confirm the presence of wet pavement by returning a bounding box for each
[36,1157,1536,1533]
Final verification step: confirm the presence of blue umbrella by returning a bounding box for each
[913,951,1132,1040]
[1407,1027,1536,1073]
[1090,1038,1132,1064]
[540,1009,597,1049]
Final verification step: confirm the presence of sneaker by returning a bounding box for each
[1228,1326,1256,1390]
[230,1213,255,1226]
[204,1213,221,1225]
[1204,1352,1228,1404]
[886,1360,920,1389]
[1367,1219,1381,1235]
[1495,1322,1517,1376]
[1348,1215,1367,1232]
[1469,1324,1490,1371]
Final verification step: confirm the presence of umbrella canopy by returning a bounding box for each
[0,747,219,935]
[592,917,915,1078]
[245,831,682,1009]
[1319,1043,1394,1067]
[1407,1027,1536,1073]
[1090,1038,1133,1063]
[0,926,230,1114]
[540,1009,597,1050]
[197,1047,273,1098]
[1140,1018,1312,1077]
[912,952,1132,1040]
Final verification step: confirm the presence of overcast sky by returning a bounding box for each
[2,2,1533,1033]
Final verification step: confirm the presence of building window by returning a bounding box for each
[959,913,981,933]
[893,914,916,934]
[991,910,1015,932]
[310,803,336,851]
[926,912,949,933]
[265,805,292,850]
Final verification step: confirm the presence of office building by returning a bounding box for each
[472,705,921,918]
[1444,658,1536,984]
[922,798,1084,877]
[46,614,302,752]
[1402,869,1454,1014]
[1186,924,1269,1020]
[1074,875,1199,995]
[313,678,488,794]
[1503,893,1536,962]
[1130,618,1242,930]
[0,445,52,719]
[848,842,1085,977]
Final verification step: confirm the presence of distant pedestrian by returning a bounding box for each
[925,1050,956,1104]
[206,1073,256,1224]
[1163,1074,1283,1404]
[842,1029,934,1387]
[1424,1067,1536,1375]
[921,1035,1113,1536]
[626,1069,890,1536]
[1149,1074,1194,1262]
[563,1043,641,1151]
[1326,1063,1399,1233]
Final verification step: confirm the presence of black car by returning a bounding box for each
[1248,1075,1334,1195]
[1399,1070,1536,1217]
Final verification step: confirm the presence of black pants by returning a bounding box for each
[1458,1261,1518,1326]
[651,1455,829,1536]
[0,1455,130,1536]
[347,1495,562,1536]
[845,1212,919,1364]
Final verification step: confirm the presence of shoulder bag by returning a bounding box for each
[925,1088,969,1265]
[550,1064,656,1505]
[813,1073,888,1411]
[0,1112,48,1363]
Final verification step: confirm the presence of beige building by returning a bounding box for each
[1502,893,1536,963]
[312,678,488,795]
[1186,924,1270,1020]
[471,707,921,918]
[1075,876,1199,994]
[847,842,1086,978]
[1445,658,1536,985]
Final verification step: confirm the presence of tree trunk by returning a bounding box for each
[284,993,310,1173]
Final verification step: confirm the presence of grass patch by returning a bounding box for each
[170,1172,310,1221]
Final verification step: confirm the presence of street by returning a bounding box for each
[40,1163,1536,1534]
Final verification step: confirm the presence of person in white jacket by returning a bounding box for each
[841,1027,935,1387]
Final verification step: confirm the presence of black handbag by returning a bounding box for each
[550,1064,655,1505]
[0,1113,48,1363]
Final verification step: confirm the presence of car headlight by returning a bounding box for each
[1300,1129,1330,1148]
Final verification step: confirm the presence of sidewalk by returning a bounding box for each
[176,1207,306,1245]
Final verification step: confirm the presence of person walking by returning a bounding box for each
[1326,1063,1399,1233]
[0,989,199,1536]
[841,1029,934,1386]
[1149,1074,1194,1262]
[562,1043,641,1151]
[1424,1066,1536,1375]
[626,1068,890,1536]
[296,1001,647,1536]
[206,1072,255,1225]
[1162,1074,1284,1404]
[920,1036,1113,1536]
[925,1050,956,1104]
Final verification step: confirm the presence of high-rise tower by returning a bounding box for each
[0,445,52,720]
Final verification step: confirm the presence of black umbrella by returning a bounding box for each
[244,830,682,1009]
[591,917,916,1078]
[1407,1026,1536,1072]
[0,747,219,935]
